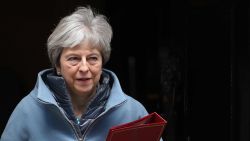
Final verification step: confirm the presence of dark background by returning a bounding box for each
[0,0,249,141]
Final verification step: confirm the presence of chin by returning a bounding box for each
[76,87,95,96]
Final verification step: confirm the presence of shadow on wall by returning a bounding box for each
[0,68,25,134]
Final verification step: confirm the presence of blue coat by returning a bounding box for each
[1,69,149,141]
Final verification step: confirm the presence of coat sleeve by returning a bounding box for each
[127,96,165,141]
[1,98,29,141]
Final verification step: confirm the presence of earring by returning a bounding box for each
[57,72,61,75]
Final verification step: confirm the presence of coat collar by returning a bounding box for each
[35,69,58,105]
[103,69,127,110]
[33,68,127,110]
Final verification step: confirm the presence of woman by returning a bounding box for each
[1,6,148,141]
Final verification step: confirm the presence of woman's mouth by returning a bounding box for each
[76,78,91,85]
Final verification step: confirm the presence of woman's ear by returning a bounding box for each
[57,71,61,75]
[55,65,61,75]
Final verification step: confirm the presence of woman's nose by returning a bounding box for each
[79,59,89,72]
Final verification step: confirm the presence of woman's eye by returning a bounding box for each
[68,57,79,61]
[67,57,80,65]
[89,57,98,61]
[88,56,99,64]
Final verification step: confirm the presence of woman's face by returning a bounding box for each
[56,42,102,97]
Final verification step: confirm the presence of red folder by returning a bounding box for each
[106,112,167,141]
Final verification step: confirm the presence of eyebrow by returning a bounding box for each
[63,52,101,57]
[88,53,101,56]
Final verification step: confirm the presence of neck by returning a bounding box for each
[70,91,96,117]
